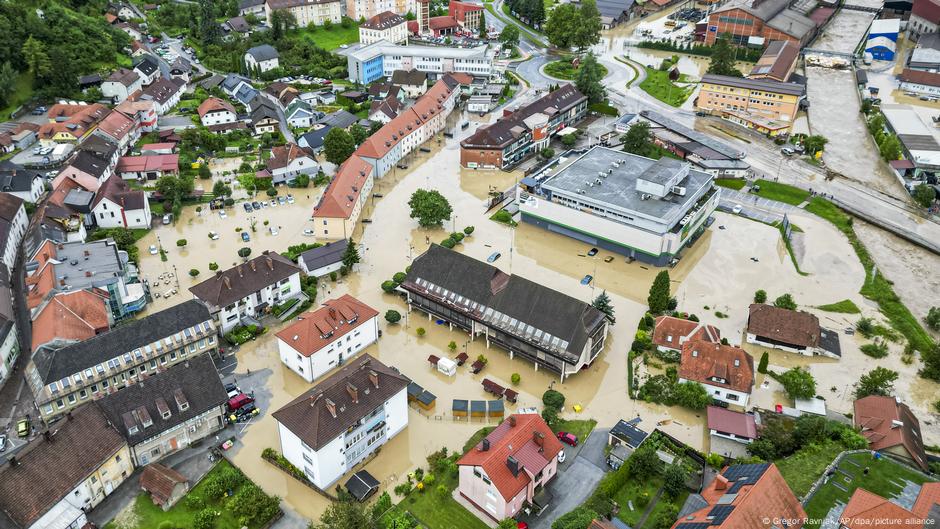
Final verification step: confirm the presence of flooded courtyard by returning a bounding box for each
[133,111,939,522]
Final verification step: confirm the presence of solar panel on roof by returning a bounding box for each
[675,524,711,529]
[707,505,735,525]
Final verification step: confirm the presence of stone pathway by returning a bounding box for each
[635,487,665,529]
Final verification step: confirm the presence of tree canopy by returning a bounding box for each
[592,290,615,322]
[706,33,742,77]
[778,367,816,400]
[408,189,453,228]
[323,128,357,165]
[499,25,520,48]
[545,0,600,50]
[575,52,606,104]
[855,367,899,399]
[647,270,671,314]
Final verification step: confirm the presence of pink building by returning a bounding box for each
[457,414,562,522]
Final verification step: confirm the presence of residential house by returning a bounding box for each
[102,68,143,104]
[265,143,318,185]
[25,238,147,320]
[297,239,347,276]
[704,0,818,46]
[94,109,140,155]
[31,289,111,355]
[265,0,343,27]
[134,55,162,86]
[286,99,316,128]
[108,2,137,20]
[838,483,940,529]
[0,165,44,203]
[115,21,145,41]
[198,97,239,129]
[672,463,805,528]
[608,418,649,459]
[221,73,253,97]
[245,44,281,74]
[117,154,180,180]
[224,16,253,37]
[651,315,721,354]
[467,95,494,114]
[0,264,17,388]
[140,464,190,510]
[854,395,929,471]
[0,193,27,270]
[189,251,303,332]
[345,0,414,21]
[748,40,799,82]
[79,73,104,90]
[461,84,588,169]
[311,155,374,240]
[251,99,280,135]
[265,81,301,108]
[298,123,332,154]
[391,69,429,98]
[678,340,754,407]
[140,143,176,155]
[369,95,404,123]
[116,99,159,132]
[97,354,228,466]
[360,11,409,45]
[0,403,132,529]
[54,151,113,192]
[276,295,380,383]
[240,0,267,16]
[594,0,637,28]
[696,74,805,135]
[168,57,192,82]
[91,174,152,229]
[47,178,95,226]
[25,300,217,421]
[273,354,410,489]
[318,109,358,129]
[39,103,110,145]
[137,77,186,115]
[457,414,563,522]
[402,244,609,379]
[746,304,842,358]
[707,406,758,459]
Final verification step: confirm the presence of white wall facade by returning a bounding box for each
[93,196,152,229]
[4,176,44,203]
[277,314,380,383]
[360,22,409,45]
[266,1,342,28]
[271,156,319,185]
[900,80,940,96]
[246,54,280,73]
[680,378,751,407]
[1,205,27,270]
[102,78,142,104]
[0,325,19,388]
[217,272,302,331]
[745,333,811,355]
[201,109,238,127]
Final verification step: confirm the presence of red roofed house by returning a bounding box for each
[91,174,152,229]
[275,295,379,383]
[839,482,940,529]
[198,97,239,128]
[746,303,842,358]
[93,109,140,154]
[458,413,563,522]
[140,463,190,510]
[116,99,158,132]
[265,143,318,185]
[652,315,721,354]
[679,340,754,407]
[707,406,757,458]
[854,396,929,471]
[117,154,179,180]
[38,103,110,146]
[671,463,806,529]
[312,155,374,240]
[31,289,111,354]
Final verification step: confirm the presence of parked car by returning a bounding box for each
[0,434,6,452]
[587,247,598,256]
[277,196,286,204]
[269,226,279,236]
[209,231,220,240]
[557,449,566,463]
[241,231,250,242]
[287,194,295,204]
[487,252,501,263]
[781,147,795,156]
[162,214,172,225]
[16,417,30,438]
[557,431,578,446]
[149,245,158,255]
[243,203,253,212]
[732,204,743,214]
[251,201,261,210]
[580,274,593,285]
[218,210,227,219]
[303,229,314,236]
[227,393,255,411]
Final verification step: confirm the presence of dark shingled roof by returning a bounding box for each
[746,303,820,348]
[391,69,428,87]
[189,252,300,307]
[272,354,409,451]
[97,354,227,445]
[299,239,346,272]
[246,44,279,62]
[461,84,586,149]
[33,300,213,384]
[0,403,126,528]
[362,11,406,30]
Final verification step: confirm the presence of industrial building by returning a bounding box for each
[866,18,901,61]
[345,40,494,84]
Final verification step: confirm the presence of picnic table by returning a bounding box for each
[455,352,469,366]
[482,378,505,397]
[470,359,485,374]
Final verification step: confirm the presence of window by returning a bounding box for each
[67,394,76,404]
[79,390,87,399]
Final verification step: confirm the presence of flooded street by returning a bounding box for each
[133,110,939,522]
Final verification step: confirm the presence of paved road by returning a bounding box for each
[158,114,196,130]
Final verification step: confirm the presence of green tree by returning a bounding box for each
[545,3,577,48]
[778,367,816,400]
[228,484,279,526]
[926,307,940,331]
[572,0,602,50]
[349,123,369,145]
[754,289,767,303]
[0,62,18,107]
[408,189,452,228]
[551,507,598,529]
[575,51,606,104]
[757,352,769,374]
[213,180,232,197]
[773,293,797,310]
[706,33,742,77]
[647,270,671,314]
[499,24,520,48]
[342,239,360,269]
[385,310,402,323]
[541,404,559,428]
[198,164,212,179]
[22,36,51,78]
[542,389,566,409]
[855,367,899,399]
[497,519,517,529]
[627,442,660,479]
[198,0,221,46]
[913,183,936,208]
[323,127,356,165]
[662,462,689,498]
[653,503,680,529]
[270,9,297,41]
[562,133,577,147]
[621,121,653,156]
[673,381,711,410]
[312,495,373,529]
[879,134,902,161]
[592,290,615,322]
[478,11,487,38]
[804,134,828,156]
[189,268,200,277]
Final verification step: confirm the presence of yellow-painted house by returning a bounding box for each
[312,154,374,240]
[696,74,804,135]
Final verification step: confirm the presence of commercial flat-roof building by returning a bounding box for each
[518,146,719,266]
[641,110,750,178]
[696,74,805,135]
[346,40,494,84]
[880,104,940,170]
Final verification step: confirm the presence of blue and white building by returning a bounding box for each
[866,18,900,61]
[345,40,495,84]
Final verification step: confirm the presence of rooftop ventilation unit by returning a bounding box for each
[672,186,687,196]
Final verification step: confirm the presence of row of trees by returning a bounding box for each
[506,0,546,29]
[544,0,601,51]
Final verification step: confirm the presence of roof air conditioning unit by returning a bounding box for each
[672,186,687,196]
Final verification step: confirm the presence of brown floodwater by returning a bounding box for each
[134,114,938,522]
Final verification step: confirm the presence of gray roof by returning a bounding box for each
[910,33,940,67]
[540,146,713,222]
[317,109,358,129]
[391,69,428,86]
[28,238,125,293]
[299,239,347,271]
[0,166,40,193]
[221,73,251,92]
[96,354,227,445]
[701,74,805,96]
[134,55,160,77]
[596,0,635,21]
[239,0,265,8]
[250,99,279,123]
[69,150,111,178]
[246,44,279,61]
[713,0,815,39]
[610,419,649,448]
[299,124,333,150]
[32,300,213,384]
[79,134,119,161]
[462,84,586,149]
[189,252,300,307]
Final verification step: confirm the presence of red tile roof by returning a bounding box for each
[197,97,237,118]
[362,10,406,30]
[458,414,562,501]
[96,110,137,141]
[747,303,820,348]
[312,155,373,219]
[854,396,928,470]
[840,488,924,529]
[912,482,940,519]
[140,463,188,507]
[706,406,757,439]
[652,315,721,350]
[39,104,110,140]
[117,154,179,174]
[31,290,110,352]
[275,295,378,357]
[429,15,459,29]
[679,340,754,394]
[356,79,453,160]
[899,68,940,88]
[266,143,311,171]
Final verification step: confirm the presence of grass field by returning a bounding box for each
[544,60,608,80]
[752,179,810,205]
[775,440,845,498]
[299,20,360,50]
[714,177,746,190]
[639,67,693,107]
[0,72,33,120]
[613,476,663,527]
[802,452,932,528]
[816,299,861,313]
[554,418,596,444]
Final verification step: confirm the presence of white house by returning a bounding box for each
[133,55,161,86]
[651,315,721,354]
[678,341,754,408]
[0,262,18,389]
[189,252,303,332]
[264,143,318,185]
[706,405,757,459]
[245,45,280,74]
[272,354,409,489]
[276,295,379,383]
[198,97,239,127]
[101,68,142,104]
[285,99,316,128]
[359,11,408,45]
[92,175,152,229]
[746,303,841,358]
[0,167,44,203]
[0,193,28,270]
[139,77,187,115]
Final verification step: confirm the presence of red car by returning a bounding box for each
[557,431,578,446]
[227,393,255,411]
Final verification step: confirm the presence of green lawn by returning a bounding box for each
[641,490,688,529]
[554,418,596,444]
[752,179,810,206]
[589,102,618,117]
[775,440,845,498]
[299,20,360,50]
[639,68,693,107]
[816,299,861,314]
[714,177,746,190]
[103,460,277,529]
[544,60,608,80]
[0,72,33,120]
[613,476,663,527]
[462,426,495,453]
[802,452,932,528]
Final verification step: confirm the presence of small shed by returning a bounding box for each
[140,463,189,510]
[453,399,468,418]
[487,400,504,418]
[471,400,487,418]
[427,355,440,368]
[437,356,457,377]
[407,382,424,403]
[416,390,437,410]
[345,470,380,502]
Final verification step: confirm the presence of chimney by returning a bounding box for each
[249,260,256,272]
[60,279,66,286]
[325,398,337,418]
[9,456,17,467]
[237,266,243,278]
[223,276,231,289]
[215,270,223,278]
[533,431,544,449]
[43,430,52,442]
[265,257,273,270]
[508,415,516,427]
[507,456,520,477]
[368,370,379,388]
[714,474,729,491]
[481,438,490,451]
[346,382,359,404]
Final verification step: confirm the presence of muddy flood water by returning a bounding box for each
[134,112,939,522]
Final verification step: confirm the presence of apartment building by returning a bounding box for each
[359,11,409,45]
[265,0,341,28]
[346,40,494,84]
[0,193,27,270]
[311,155,374,240]
[696,74,804,135]
[346,0,414,21]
